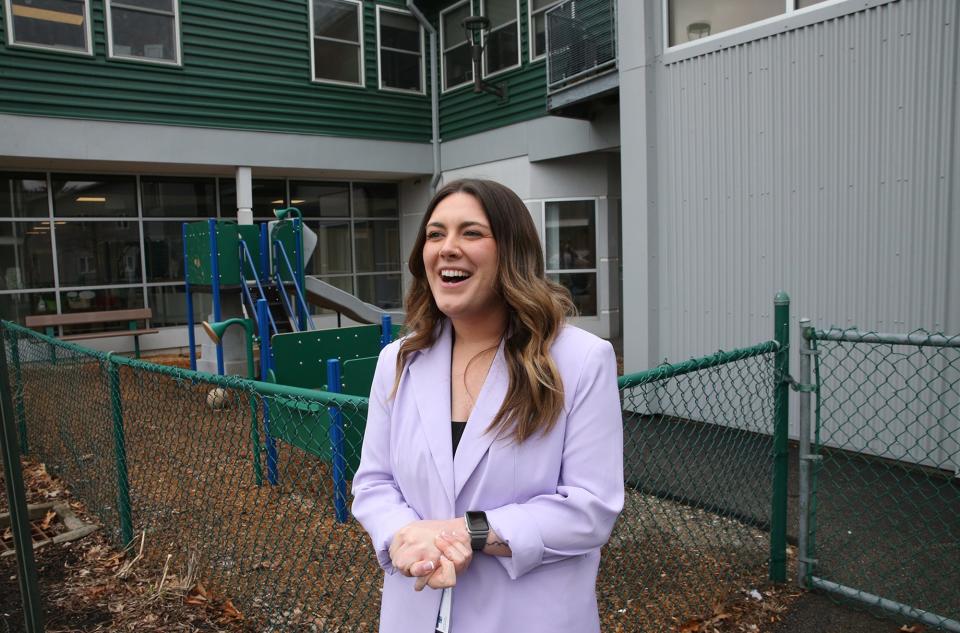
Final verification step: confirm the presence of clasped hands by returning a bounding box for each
[389,518,473,591]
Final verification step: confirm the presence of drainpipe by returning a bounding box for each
[407,0,441,191]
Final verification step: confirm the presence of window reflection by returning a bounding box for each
[56,221,142,286]
[52,174,137,218]
[0,222,55,289]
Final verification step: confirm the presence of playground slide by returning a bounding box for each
[303,275,405,325]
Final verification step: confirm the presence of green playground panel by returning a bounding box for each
[341,356,378,397]
[184,221,263,285]
[271,324,386,390]
[267,397,365,477]
[270,221,302,282]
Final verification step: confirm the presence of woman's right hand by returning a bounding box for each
[389,519,449,575]
[413,532,473,591]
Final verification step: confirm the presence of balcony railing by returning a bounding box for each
[546,0,617,93]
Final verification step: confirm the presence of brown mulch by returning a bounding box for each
[1,460,251,633]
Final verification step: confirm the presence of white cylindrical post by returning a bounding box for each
[236,166,253,225]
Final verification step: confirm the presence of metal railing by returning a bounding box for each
[546,0,617,92]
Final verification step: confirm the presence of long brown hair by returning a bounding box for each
[396,179,575,442]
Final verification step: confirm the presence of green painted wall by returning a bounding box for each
[0,0,431,142]
[430,0,548,141]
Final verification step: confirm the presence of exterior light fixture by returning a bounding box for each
[462,15,508,101]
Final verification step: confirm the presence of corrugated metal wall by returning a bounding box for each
[644,0,959,458]
[0,0,431,141]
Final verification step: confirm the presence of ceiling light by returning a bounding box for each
[76,196,106,203]
[291,199,306,204]
[271,199,285,205]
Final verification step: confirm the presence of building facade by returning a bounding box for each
[1,0,958,376]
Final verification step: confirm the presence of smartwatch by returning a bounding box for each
[464,511,489,552]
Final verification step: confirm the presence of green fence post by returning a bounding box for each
[6,327,28,455]
[770,291,790,582]
[0,325,45,632]
[107,356,134,547]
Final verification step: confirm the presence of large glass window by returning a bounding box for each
[0,172,403,330]
[377,7,424,93]
[219,179,286,219]
[5,0,91,54]
[310,0,363,86]
[141,176,216,217]
[289,181,349,218]
[0,221,55,289]
[667,0,827,47]
[441,0,472,91]
[55,221,142,286]
[482,0,519,76]
[529,0,561,60]
[0,173,49,218]
[544,200,597,316]
[52,174,138,218]
[106,0,180,64]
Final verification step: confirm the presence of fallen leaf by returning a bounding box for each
[900,626,926,633]
[39,510,56,530]
[678,618,702,632]
[220,599,243,621]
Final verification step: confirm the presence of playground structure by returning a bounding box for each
[181,212,403,519]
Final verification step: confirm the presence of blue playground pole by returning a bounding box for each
[208,219,224,375]
[258,298,278,486]
[294,217,306,331]
[381,314,392,348]
[183,222,197,371]
[259,223,269,284]
[327,358,348,523]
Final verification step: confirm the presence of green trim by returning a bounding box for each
[618,341,780,390]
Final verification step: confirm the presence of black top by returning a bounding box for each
[452,420,467,455]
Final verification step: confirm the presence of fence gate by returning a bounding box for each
[796,323,960,631]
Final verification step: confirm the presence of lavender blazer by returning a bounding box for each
[351,321,624,633]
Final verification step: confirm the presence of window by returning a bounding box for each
[440,0,472,91]
[667,0,829,48]
[377,6,424,94]
[310,0,364,86]
[219,179,287,219]
[529,0,561,61]
[106,0,180,64]
[4,0,92,54]
[481,0,519,77]
[544,200,597,316]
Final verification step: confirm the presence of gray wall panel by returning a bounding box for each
[620,0,958,464]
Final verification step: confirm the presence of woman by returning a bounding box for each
[352,179,623,633]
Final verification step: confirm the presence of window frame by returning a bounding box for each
[528,0,562,63]
[308,0,365,88]
[540,196,600,318]
[375,5,426,95]
[3,0,94,56]
[439,0,473,93]
[105,0,182,66]
[662,0,897,62]
[480,0,521,79]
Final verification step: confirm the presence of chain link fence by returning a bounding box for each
[603,343,781,630]
[2,319,785,632]
[799,327,960,631]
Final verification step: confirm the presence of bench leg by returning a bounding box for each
[134,335,141,359]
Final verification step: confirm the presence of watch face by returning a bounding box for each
[466,511,489,532]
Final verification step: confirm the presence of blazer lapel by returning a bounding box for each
[453,338,509,500]
[407,321,456,510]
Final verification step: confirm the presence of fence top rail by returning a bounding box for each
[618,340,779,390]
[1,320,369,409]
[807,328,960,348]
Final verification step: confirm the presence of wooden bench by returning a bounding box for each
[25,308,158,358]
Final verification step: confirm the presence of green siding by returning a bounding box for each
[0,0,431,142]
[430,0,548,141]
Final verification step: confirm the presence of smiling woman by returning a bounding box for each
[352,179,624,633]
